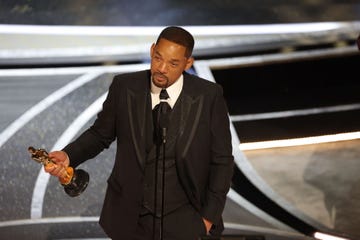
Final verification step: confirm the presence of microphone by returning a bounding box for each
[158,101,170,143]
[154,89,171,145]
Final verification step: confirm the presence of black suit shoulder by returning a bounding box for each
[112,70,150,89]
[183,71,223,96]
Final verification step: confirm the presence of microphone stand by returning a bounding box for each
[160,127,167,240]
[153,105,169,240]
[153,142,159,240]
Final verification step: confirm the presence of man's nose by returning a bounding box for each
[158,62,168,73]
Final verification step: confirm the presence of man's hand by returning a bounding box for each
[44,151,70,178]
[202,218,213,234]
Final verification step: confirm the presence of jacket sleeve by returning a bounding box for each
[201,84,234,227]
[63,78,119,168]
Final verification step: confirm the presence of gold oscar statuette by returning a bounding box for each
[28,146,89,197]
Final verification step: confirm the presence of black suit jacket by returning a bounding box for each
[63,70,234,239]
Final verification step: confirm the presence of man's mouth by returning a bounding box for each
[154,73,168,82]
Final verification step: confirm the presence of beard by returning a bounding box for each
[152,73,169,88]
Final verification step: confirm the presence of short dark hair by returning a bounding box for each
[156,26,195,58]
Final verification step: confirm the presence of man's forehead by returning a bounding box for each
[157,38,186,49]
[154,40,187,58]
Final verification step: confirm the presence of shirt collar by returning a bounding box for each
[151,74,183,109]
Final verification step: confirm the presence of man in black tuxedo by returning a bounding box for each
[46,26,234,240]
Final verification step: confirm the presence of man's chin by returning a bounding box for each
[152,78,168,88]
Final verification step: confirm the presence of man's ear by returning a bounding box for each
[150,43,155,57]
[185,57,194,70]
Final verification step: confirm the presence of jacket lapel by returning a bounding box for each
[127,85,151,171]
[176,76,204,160]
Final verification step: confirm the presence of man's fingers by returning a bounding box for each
[202,218,213,234]
[48,153,62,164]
[44,162,64,177]
[48,151,69,167]
[44,162,55,172]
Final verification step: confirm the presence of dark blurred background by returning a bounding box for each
[0,0,359,26]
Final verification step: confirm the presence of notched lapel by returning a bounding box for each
[177,94,204,159]
[127,88,149,171]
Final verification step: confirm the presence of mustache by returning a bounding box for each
[153,72,168,80]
